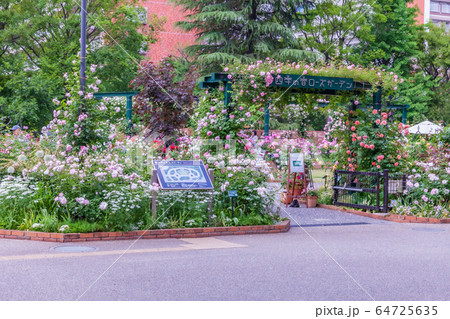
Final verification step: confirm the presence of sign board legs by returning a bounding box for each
[208,169,214,213]
[151,169,157,218]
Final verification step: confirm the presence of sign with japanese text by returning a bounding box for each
[270,74,354,91]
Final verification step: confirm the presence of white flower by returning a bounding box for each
[44,155,52,162]
[18,155,27,162]
[59,225,69,232]
[7,167,15,174]
[35,150,44,158]
[99,201,108,210]
[32,223,43,228]
[256,186,266,197]
[115,107,121,113]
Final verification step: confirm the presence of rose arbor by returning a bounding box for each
[200,66,408,137]
[199,60,410,213]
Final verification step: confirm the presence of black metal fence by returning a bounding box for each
[333,169,407,213]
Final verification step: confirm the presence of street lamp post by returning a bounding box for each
[80,0,87,115]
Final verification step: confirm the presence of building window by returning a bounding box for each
[431,1,440,12]
[442,3,450,14]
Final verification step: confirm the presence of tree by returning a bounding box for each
[415,23,450,124]
[130,57,198,137]
[352,0,419,75]
[297,0,372,63]
[351,0,426,121]
[170,0,314,74]
[0,0,164,129]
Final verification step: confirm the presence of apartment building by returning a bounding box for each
[414,0,450,29]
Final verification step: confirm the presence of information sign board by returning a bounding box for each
[289,153,305,173]
[152,160,213,190]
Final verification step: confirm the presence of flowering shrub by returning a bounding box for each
[320,104,409,173]
[392,137,449,218]
[0,60,285,231]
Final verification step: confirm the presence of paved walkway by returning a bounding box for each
[0,192,449,301]
[278,202,388,227]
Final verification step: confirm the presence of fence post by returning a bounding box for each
[376,172,380,211]
[383,169,389,214]
[402,173,407,194]
[333,170,338,204]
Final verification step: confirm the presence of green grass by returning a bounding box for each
[311,168,330,181]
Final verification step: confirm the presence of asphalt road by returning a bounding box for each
[0,205,449,301]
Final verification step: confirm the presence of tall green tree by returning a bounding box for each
[297,0,372,63]
[351,0,419,75]
[170,0,315,73]
[415,23,450,124]
[0,0,164,129]
[351,0,425,121]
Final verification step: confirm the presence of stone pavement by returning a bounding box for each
[277,202,388,227]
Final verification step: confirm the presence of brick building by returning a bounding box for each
[140,1,196,62]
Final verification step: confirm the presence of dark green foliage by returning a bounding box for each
[170,0,313,73]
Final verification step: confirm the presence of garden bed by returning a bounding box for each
[0,220,290,242]
[317,204,450,224]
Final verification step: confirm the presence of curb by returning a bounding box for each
[317,204,450,224]
[0,220,290,243]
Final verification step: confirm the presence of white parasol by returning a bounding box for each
[408,120,443,135]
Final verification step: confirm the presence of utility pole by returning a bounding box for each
[79,0,87,115]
